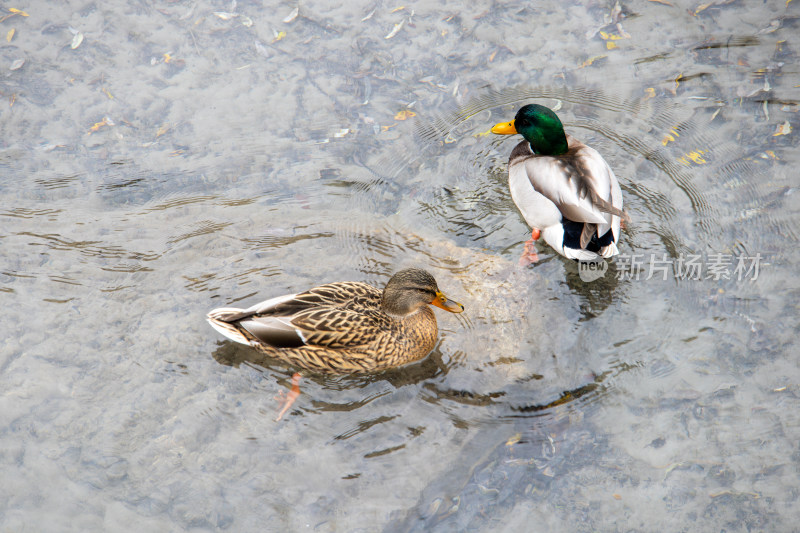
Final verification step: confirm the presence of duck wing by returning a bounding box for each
[520,138,625,246]
[207,281,384,349]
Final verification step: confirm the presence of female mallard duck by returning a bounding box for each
[491,104,628,262]
[207,268,464,374]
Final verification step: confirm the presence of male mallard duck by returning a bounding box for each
[207,268,464,374]
[492,104,628,262]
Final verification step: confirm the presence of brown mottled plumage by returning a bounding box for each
[206,268,464,374]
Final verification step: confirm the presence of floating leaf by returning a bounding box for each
[163,52,172,63]
[270,30,286,43]
[394,110,416,120]
[71,32,84,49]
[678,149,708,165]
[671,72,684,95]
[691,0,735,15]
[579,55,607,68]
[283,6,298,23]
[599,30,627,41]
[213,11,238,20]
[385,20,404,39]
[773,121,792,136]
[9,58,24,70]
[662,127,680,145]
[693,2,712,13]
[9,7,29,16]
[599,29,629,50]
[6,28,14,42]
[87,117,113,134]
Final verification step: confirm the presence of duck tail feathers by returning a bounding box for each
[207,307,251,322]
[600,242,620,258]
[207,316,252,346]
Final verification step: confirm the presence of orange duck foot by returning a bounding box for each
[275,372,302,421]
[519,238,540,266]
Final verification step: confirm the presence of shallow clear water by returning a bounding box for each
[1,0,798,531]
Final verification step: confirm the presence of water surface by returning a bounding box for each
[1,0,798,531]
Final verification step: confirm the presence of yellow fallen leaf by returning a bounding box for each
[600,31,628,41]
[688,150,708,164]
[6,28,14,42]
[662,127,680,145]
[606,41,617,50]
[644,87,656,100]
[773,121,792,136]
[163,53,172,63]
[271,31,286,43]
[678,149,708,165]
[579,55,607,68]
[88,117,110,134]
[9,7,29,16]
[394,110,416,120]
